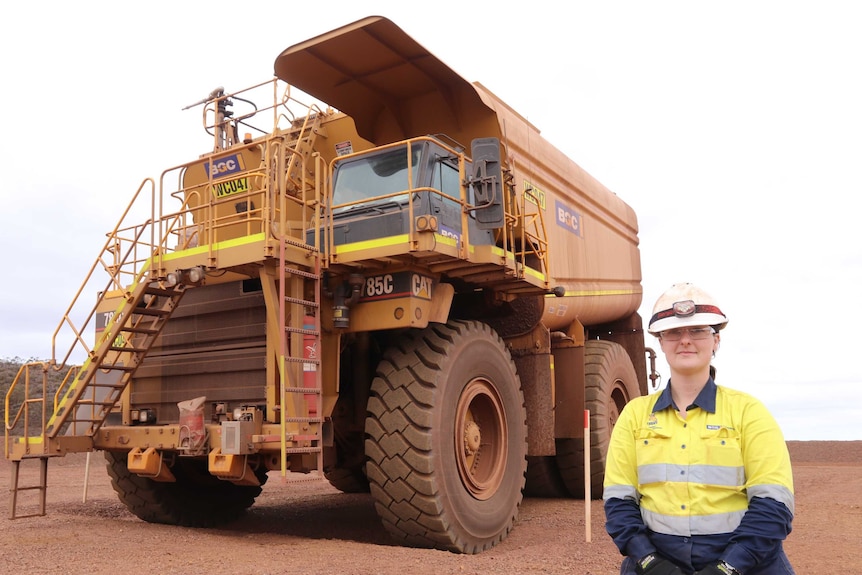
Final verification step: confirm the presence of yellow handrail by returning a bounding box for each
[4,362,47,458]
[50,178,157,369]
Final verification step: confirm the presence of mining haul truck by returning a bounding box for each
[5,16,649,553]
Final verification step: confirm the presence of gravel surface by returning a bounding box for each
[1,441,859,574]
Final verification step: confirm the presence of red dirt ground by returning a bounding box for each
[1,440,859,574]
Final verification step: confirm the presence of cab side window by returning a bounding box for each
[430,157,461,200]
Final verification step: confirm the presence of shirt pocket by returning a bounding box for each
[700,426,744,469]
[635,427,673,468]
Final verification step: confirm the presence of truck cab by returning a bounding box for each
[326,136,498,251]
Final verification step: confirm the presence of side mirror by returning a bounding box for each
[469,137,504,230]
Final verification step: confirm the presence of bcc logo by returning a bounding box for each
[555,199,582,237]
[204,153,244,180]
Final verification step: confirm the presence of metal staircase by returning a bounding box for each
[269,104,325,479]
[4,272,187,520]
[4,172,195,518]
[275,108,324,479]
[277,236,323,479]
[283,111,323,197]
[4,79,333,516]
[48,279,186,439]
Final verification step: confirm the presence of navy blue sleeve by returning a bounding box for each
[604,496,655,561]
[722,496,794,572]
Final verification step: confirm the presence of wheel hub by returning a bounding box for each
[454,378,507,500]
[464,421,481,454]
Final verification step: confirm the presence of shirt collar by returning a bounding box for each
[652,377,717,413]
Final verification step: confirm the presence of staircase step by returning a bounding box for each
[283,387,322,394]
[284,326,320,336]
[283,266,320,280]
[87,380,130,389]
[144,286,182,297]
[61,416,102,423]
[75,399,120,407]
[283,296,318,308]
[93,364,136,372]
[283,446,323,454]
[133,307,172,317]
[282,356,320,366]
[122,325,160,335]
[283,416,323,423]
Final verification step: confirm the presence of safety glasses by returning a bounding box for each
[659,326,715,341]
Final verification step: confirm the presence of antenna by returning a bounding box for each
[181,86,225,110]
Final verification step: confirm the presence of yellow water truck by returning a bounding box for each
[6,16,649,554]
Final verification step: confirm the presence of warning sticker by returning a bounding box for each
[335,141,354,156]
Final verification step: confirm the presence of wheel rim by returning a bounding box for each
[454,377,508,501]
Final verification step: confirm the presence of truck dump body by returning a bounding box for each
[6,15,648,555]
[274,16,642,328]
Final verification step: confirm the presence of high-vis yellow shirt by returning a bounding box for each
[604,383,794,537]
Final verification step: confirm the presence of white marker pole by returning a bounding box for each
[83,451,91,503]
[584,409,591,542]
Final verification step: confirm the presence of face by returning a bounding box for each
[658,325,719,378]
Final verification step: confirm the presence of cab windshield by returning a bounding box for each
[332,145,422,212]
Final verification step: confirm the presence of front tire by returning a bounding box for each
[365,320,527,553]
[105,451,267,526]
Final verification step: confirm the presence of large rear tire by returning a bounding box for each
[324,400,370,493]
[556,340,639,499]
[324,466,369,493]
[104,451,267,526]
[524,455,569,498]
[365,320,527,553]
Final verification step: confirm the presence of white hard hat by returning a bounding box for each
[648,283,728,335]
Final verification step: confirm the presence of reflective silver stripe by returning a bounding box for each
[638,463,745,486]
[603,484,640,502]
[688,464,745,486]
[642,507,746,536]
[638,463,667,484]
[749,484,796,515]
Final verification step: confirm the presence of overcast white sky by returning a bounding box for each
[2,1,860,440]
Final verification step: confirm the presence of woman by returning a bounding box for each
[603,283,795,575]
